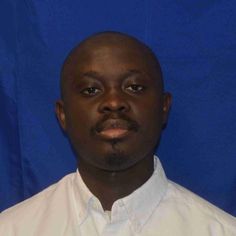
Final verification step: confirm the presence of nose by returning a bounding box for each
[98,89,130,114]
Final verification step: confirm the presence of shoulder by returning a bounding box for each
[163,180,236,232]
[0,172,76,232]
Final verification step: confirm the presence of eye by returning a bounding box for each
[126,84,146,93]
[80,87,101,96]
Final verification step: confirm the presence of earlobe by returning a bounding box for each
[162,92,172,125]
[55,100,67,131]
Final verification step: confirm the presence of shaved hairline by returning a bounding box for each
[60,31,164,99]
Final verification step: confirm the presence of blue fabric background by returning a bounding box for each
[0,0,235,216]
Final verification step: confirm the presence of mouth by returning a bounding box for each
[95,118,137,140]
[99,128,130,139]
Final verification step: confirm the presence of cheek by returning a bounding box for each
[133,100,163,126]
[66,99,97,121]
[64,103,95,137]
[134,101,163,143]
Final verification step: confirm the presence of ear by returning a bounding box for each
[162,92,172,126]
[55,100,67,131]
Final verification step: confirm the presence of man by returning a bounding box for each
[0,31,235,235]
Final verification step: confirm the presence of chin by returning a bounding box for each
[97,151,135,172]
[105,152,127,168]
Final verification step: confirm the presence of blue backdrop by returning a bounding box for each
[0,0,235,216]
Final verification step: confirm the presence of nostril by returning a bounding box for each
[118,105,126,112]
[98,92,130,113]
[103,106,112,112]
[102,105,126,113]
[99,101,130,113]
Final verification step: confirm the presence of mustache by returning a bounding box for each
[91,113,140,135]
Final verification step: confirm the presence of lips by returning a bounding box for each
[99,128,129,139]
[96,119,134,140]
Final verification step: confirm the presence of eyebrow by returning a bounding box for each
[121,69,144,79]
[82,71,104,80]
[81,69,145,81]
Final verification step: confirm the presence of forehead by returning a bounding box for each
[61,35,163,96]
[64,42,160,79]
[81,46,155,74]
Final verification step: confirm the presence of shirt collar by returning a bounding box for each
[72,156,168,232]
[118,156,168,232]
[72,168,94,225]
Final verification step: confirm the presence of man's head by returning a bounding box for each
[56,31,171,171]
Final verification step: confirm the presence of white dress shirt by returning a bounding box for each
[0,157,235,235]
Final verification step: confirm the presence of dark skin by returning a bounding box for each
[56,32,172,210]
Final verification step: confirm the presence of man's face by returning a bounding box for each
[56,42,171,171]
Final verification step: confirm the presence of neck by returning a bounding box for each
[78,155,154,211]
